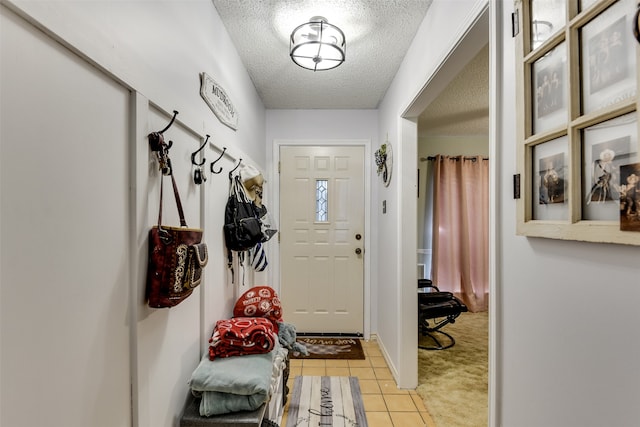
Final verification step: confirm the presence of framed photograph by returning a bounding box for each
[581,0,637,114]
[532,42,567,134]
[532,136,569,220]
[587,17,628,94]
[538,152,566,204]
[582,112,638,220]
[619,162,640,231]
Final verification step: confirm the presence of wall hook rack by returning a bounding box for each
[228,158,242,181]
[191,134,209,167]
[210,147,227,175]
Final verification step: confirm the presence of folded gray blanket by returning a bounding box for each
[189,343,286,416]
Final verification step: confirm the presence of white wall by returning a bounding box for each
[1,2,266,427]
[496,2,640,426]
[377,0,490,388]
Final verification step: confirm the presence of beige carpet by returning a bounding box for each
[416,311,488,427]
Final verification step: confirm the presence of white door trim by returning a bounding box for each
[271,139,372,339]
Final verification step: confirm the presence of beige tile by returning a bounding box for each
[289,366,302,377]
[365,411,393,427]
[350,367,376,379]
[361,394,388,412]
[374,367,393,380]
[282,348,442,427]
[358,379,382,394]
[301,366,326,376]
[390,411,427,427]
[365,348,383,357]
[384,394,418,412]
[411,393,428,411]
[289,358,303,367]
[326,367,350,376]
[325,359,349,368]
[302,359,326,368]
[421,411,438,427]
[348,358,371,368]
[369,356,388,368]
[378,379,409,394]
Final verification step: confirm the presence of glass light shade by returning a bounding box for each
[290,17,346,71]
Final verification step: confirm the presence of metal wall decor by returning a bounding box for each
[375,140,393,187]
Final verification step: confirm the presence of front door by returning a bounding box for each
[279,145,365,334]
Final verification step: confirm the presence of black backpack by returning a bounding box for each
[223,175,263,252]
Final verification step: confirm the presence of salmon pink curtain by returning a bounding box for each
[431,155,489,312]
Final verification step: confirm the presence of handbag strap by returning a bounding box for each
[158,172,187,227]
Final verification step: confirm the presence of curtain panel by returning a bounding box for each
[431,155,489,312]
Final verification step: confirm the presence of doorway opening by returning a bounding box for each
[404,7,490,427]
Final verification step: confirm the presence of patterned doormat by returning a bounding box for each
[291,337,365,360]
[286,376,368,427]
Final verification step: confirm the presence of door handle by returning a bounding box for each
[355,248,362,255]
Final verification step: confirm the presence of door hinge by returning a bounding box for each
[278,161,281,173]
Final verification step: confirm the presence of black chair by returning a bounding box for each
[418,279,468,350]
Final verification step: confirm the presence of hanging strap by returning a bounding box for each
[158,171,187,228]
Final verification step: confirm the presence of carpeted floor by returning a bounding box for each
[416,311,488,427]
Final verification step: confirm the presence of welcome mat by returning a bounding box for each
[286,376,368,427]
[292,337,365,360]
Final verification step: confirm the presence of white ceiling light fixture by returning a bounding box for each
[290,16,346,71]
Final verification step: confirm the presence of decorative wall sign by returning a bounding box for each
[200,72,238,131]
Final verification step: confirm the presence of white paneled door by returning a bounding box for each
[279,145,365,334]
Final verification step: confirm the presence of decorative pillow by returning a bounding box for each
[233,286,283,325]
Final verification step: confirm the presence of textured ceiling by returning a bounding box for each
[212,0,433,109]
[418,43,489,136]
[212,0,488,136]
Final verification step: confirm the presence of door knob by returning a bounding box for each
[355,248,362,255]
[355,233,362,240]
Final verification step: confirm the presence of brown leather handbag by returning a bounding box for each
[146,172,207,308]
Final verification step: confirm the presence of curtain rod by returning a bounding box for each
[420,156,489,162]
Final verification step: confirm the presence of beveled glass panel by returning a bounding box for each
[582,112,638,220]
[532,136,569,220]
[532,42,567,134]
[581,0,637,114]
[315,179,328,222]
[530,0,566,50]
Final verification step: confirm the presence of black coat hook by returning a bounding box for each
[228,158,242,180]
[159,110,179,134]
[191,134,209,167]
[634,4,640,44]
[210,147,227,175]
[148,110,178,153]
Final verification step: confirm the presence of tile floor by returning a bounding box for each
[281,338,436,427]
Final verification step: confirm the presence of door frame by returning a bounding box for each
[271,139,372,339]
